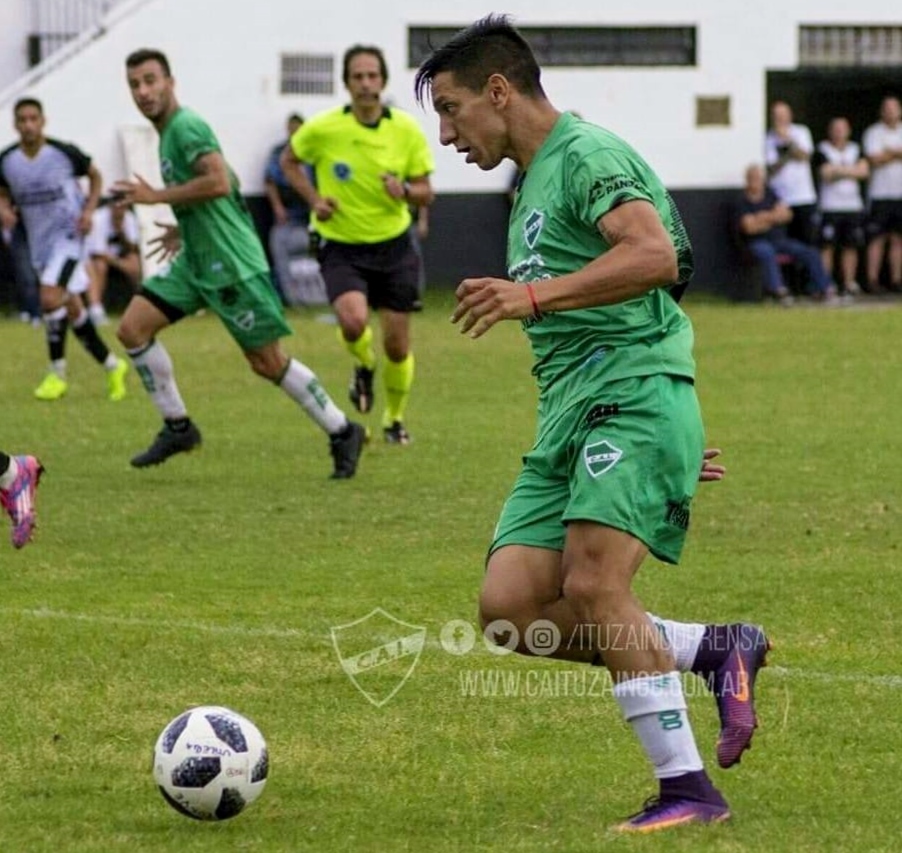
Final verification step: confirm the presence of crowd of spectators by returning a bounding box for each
[736,95,902,305]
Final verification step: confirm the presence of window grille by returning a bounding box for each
[800,26,902,67]
[280,54,334,95]
[409,26,696,68]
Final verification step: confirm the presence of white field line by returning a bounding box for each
[1,607,308,639]
[4,608,902,689]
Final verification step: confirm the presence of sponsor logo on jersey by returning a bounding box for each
[333,162,352,181]
[524,209,544,249]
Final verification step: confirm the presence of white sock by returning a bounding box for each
[103,354,119,371]
[647,614,706,672]
[127,340,188,420]
[613,671,704,779]
[50,358,67,379]
[279,358,347,434]
[0,457,17,489]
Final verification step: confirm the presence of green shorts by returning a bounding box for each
[490,373,704,564]
[143,257,292,351]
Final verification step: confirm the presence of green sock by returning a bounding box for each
[382,353,414,427]
[339,325,376,371]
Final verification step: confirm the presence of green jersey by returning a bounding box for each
[508,112,696,395]
[159,108,268,281]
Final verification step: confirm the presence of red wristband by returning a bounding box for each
[525,283,542,319]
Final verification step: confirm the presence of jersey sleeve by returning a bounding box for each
[175,112,221,167]
[405,123,435,179]
[862,126,881,157]
[795,125,814,154]
[51,139,92,176]
[568,147,656,230]
[290,122,317,165]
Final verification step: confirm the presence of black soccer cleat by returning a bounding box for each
[329,421,367,479]
[349,366,375,414]
[131,422,202,468]
[383,421,411,446]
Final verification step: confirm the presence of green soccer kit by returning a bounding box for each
[144,107,290,349]
[491,112,704,563]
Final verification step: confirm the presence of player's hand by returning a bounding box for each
[76,208,93,236]
[0,206,17,231]
[312,197,338,221]
[381,173,406,200]
[112,174,158,206]
[451,277,533,338]
[146,221,181,262]
[699,448,726,482]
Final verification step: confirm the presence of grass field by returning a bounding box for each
[1,292,901,852]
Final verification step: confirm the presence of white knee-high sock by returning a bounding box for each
[647,614,706,672]
[127,340,188,420]
[279,358,347,434]
[613,672,704,779]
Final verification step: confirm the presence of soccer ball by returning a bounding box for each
[152,705,269,820]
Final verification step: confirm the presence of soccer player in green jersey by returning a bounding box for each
[113,49,365,478]
[280,45,435,445]
[415,15,769,833]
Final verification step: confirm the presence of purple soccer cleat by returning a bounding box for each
[614,796,731,834]
[712,623,771,768]
[0,455,44,549]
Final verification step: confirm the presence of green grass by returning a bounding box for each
[1,293,900,852]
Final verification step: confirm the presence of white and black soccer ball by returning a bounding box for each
[153,705,269,821]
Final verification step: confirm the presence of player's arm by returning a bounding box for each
[264,175,287,225]
[406,174,434,208]
[453,200,678,336]
[77,162,103,235]
[112,151,231,207]
[279,145,336,221]
[107,238,142,284]
[527,199,677,311]
[0,187,17,231]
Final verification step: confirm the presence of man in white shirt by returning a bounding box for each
[765,101,818,245]
[862,95,902,292]
[814,117,869,296]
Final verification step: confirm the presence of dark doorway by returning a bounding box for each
[767,68,902,143]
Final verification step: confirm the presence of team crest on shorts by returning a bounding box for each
[584,439,622,478]
[234,310,256,331]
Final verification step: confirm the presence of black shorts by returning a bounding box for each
[819,211,866,248]
[867,199,902,237]
[319,231,422,312]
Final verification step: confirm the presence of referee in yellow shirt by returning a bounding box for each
[281,45,435,445]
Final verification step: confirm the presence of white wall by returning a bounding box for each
[0,0,900,195]
[0,0,32,94]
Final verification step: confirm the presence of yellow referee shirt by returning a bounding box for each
[290,105,435,244]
